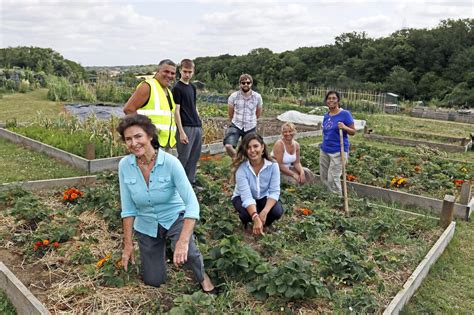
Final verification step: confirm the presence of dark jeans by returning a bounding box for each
[135,213,205,287]
[232,196,284,226]
[223,123,256,148]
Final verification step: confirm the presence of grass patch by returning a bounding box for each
[0,89,63,123]
[403,219,474,313]
[357,113,473,138]
[0,289,16,315]
[0,138,85,183]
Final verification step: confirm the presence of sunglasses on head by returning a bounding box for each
[240,81,252,85]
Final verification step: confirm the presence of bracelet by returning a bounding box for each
[251,212,259,220]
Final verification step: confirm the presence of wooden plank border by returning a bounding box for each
[311,175,471,220]
[383,222,456,314]
[0,262,51,315]
[0,128,89,170]
[0,176,96,192]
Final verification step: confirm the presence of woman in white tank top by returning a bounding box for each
[272,122,315,185]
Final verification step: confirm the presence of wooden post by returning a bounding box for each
[439,195,455,228]
[85,142,95,160]
[459,181,472,205]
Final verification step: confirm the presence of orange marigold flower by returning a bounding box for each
[96,254,112,268]
[414,166,422,173]
[53,241,60,248]
[96,259,106,268]
[347,174,357,182]
[70,193,78,200]
[454,179,464,188]
[43,239,50,246]
[199,155,211,161]
[300,207,312,215]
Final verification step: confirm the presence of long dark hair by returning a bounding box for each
[231,132,272,183]
[116,114,160,149]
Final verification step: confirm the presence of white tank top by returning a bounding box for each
[281,142,296,167]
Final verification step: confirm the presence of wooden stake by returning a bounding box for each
[85,142,95,160]
[339,128,349,215]
[439,195,455,228]
[459,181,472,205]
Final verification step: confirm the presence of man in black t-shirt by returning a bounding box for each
[172,59,202,185]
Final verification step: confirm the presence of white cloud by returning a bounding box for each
[1,0,471,65]
[348,15,393,32]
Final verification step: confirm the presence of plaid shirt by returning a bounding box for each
[228,90,263,131]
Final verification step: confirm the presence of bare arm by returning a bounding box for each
[121,216,135,271]
[258,197,277,226]
[256,106,263,119]
[246,204,264,235]
[227,104,234,122]
[174,104,188,144]
[338,122,356,136]
[173,218,196,266]
[292,143,304,174]
[123,83,150,114]
[292,143,306,184]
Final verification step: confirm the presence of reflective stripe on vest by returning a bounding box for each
[136,78,176,147]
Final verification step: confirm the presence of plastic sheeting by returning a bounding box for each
[276,110,366,131]
[64,103,124,120]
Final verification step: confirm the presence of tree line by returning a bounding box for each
[0,46,87,82]
[193,19,473,107]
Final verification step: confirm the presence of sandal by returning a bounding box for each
[202,286,219,295]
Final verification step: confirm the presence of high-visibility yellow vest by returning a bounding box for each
[137,78,176,148]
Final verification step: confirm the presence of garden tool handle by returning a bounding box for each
[339,128,349,214]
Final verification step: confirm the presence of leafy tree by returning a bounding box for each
[385,66,416,99]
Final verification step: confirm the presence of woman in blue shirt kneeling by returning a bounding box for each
[231,132,283,235]
[320,90,356,195]
[116,114,216,294]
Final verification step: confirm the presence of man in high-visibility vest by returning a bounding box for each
[123,59,177,150]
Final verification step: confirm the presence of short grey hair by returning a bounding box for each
[157,59,176,69]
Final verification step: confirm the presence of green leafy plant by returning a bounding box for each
[206,235,264,281]
[9,195,51,229]
[0,289,16,315]
[248,257,330,300]
[316,246,376,285]
[70,246,95,265]
[168,291,216,314]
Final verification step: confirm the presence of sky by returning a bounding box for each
[1,0,473,66]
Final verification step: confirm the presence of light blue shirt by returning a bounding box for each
[232,159,280,209]
[119,149,199,237]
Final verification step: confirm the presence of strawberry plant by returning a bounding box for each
[9,194,51,229]
[206,235,265,281]
[316,246,376,285]
[168,291,216,315]
[248,257,330,300]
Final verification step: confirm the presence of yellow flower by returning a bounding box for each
[96,254,112,268]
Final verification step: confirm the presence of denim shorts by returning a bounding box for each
[223,124,256,148]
